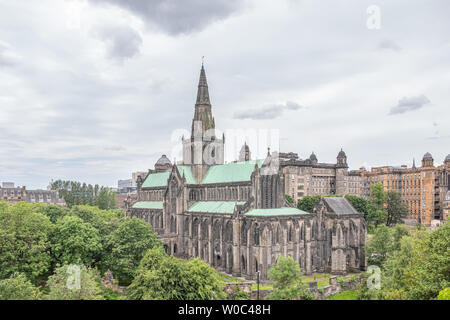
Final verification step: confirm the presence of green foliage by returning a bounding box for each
[103,217,161,285]
[46,264,104,300]
[267,256,314,300]
[437,287,450,300]
[127,248,226,300]
[386,191,408,226]
[284,194,294,204]
[96,187,117,210]
[69,205,123,239]
[391,224,410,251]
[228,286,249,300]
[327,289,358,300]
[345,195,369,216]
[366,225,392,267]
[297,195,320,212]
[406,222,450,300]
[370,183,386,209]
[50,215,102,266]
[35,204,68,224]
[0,273,42,300]
[50,180,117,209]
[360,222,450,300]
[101,286,126,300]
[0,202,53,284]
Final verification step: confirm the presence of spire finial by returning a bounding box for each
[202,56,205,66]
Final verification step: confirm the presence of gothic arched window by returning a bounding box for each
[254,224,260,246]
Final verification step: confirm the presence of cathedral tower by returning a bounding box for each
[182,64,225,182]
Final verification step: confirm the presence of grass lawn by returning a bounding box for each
[219,272,244,283]
[251,283,273,290]
[327,290,358,300]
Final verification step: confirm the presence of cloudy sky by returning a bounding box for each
[0,0,449,189]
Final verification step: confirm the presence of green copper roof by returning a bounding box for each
[245,207,308,216]
[176,166,196,184]
[188,201,246,214]
[142,171,170,188]
[201,160,263,184]
[132,201,163,209]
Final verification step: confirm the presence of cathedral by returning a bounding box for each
[126,64,367,280]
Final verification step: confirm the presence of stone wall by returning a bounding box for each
[227,275,363,300]
[305,275,362,300]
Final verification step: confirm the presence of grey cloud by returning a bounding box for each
[234,101,303,120]
[285,101,303,110]
[389,95,430,115]
[378,39,402,52]
[92,25,142,62]
[89,0,242,35]
[0,41,19,67]
[427,135,450,141]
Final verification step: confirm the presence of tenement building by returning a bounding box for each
[126,64,366,280]
[356,154,450,226]
[280,151,365,203]
[0,182,65,205]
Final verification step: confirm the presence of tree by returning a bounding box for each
[50,180,116,209]
[345,195,369,217]
[103,217,161,285]
[50,216,102,267]
[366,225,392,267]
[46,265,104,300]
[228,286,249,300]
[0,273,41,300]
[391,224,410,251]
[367,183,387,228]
[96,188,117,210]
[386,191,408,226]
[0,202,53,284]
[285,194,294,204]
[267,256,314,300]
[127,248,226,300]
[35,204,68,224]
[126,247,167,300]
[370,183,386,209]
[437,288,450,300]
[407,222,450,299]
[297,195,320,212]
[359,222,450,300]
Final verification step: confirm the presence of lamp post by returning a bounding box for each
[257,271,260,300]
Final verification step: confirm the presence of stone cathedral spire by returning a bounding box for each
[192,64,216,140]
[182,62,225,180]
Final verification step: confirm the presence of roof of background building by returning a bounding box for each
[338,149,347,157]
[245,207,308,216]
[156,154,172,165]
[176,166,196,184]
[201,160,264,184]
[423,152,433,159]
[132,201,163,209]
[188,201,246,213]
[142,171,170,188]
[322,197,359,215]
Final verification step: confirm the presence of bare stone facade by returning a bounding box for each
[356,153,450,225]
[281,151,365,204]
[127,65,366,280]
